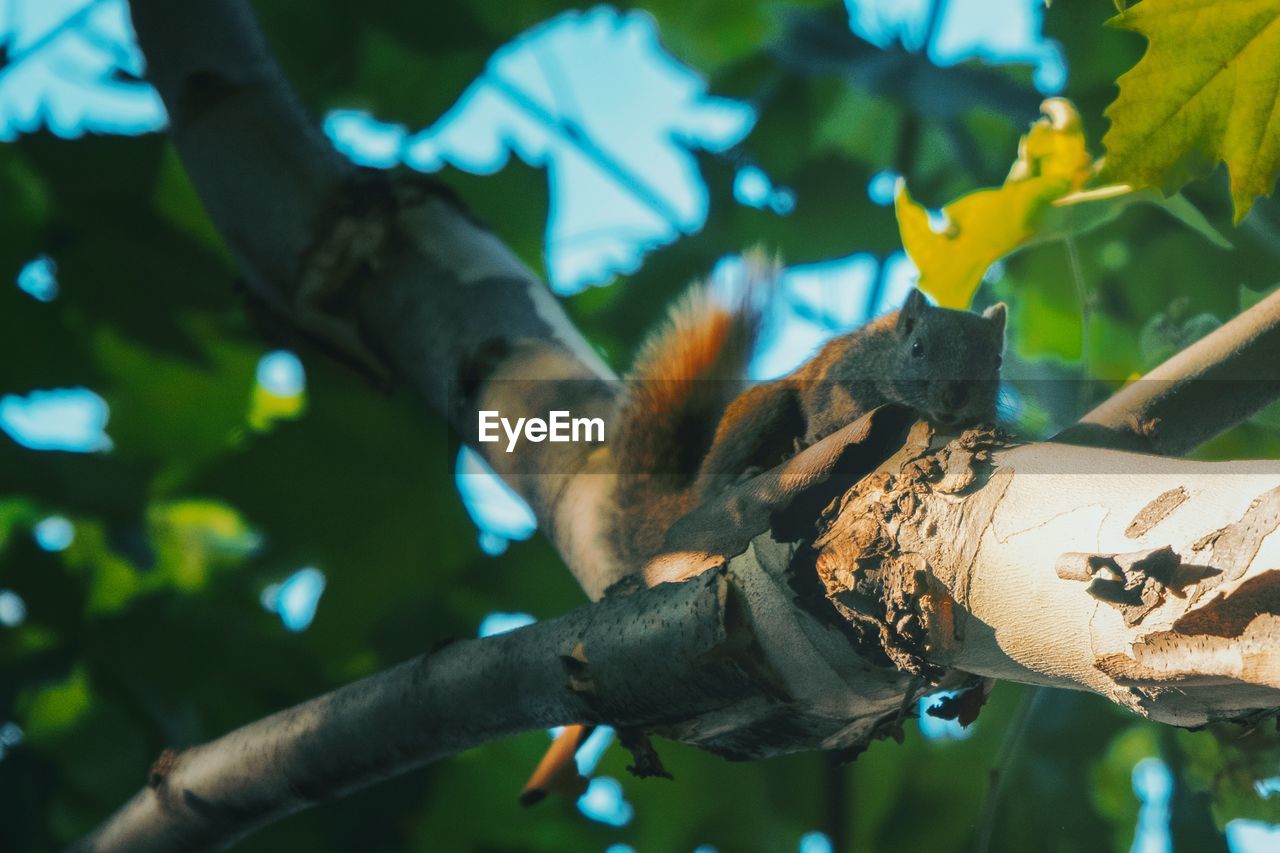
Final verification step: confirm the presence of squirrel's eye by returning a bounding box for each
[995,354,1003,368]
[911,340,924,358]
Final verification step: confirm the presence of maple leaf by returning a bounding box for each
[1102,0,1280,222]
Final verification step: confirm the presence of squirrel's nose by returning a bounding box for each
[940,382,969,410]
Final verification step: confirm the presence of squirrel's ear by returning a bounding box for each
[983,302,1007,337]
[897,288,927,336]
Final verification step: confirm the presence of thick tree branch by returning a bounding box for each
[817,426,1280,725]
[129,0,625,597]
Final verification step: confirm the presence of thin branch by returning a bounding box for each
[1062,234,1093,416]
[1056,287,1280,455]
[972,686,1042,853]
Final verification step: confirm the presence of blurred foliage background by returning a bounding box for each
[1,0,1279,850]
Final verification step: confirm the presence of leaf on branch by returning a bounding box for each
[1101,0,1280,222]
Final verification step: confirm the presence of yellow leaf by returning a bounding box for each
[1102,0,1280,222]
[248,384,306,432]
[1008,98,1093,187]
[895,98,1087,308]
[896,178,1068,308]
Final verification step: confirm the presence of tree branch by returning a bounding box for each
[814,423,1280,725]
[72,571,766,852]
[76,1,1280,849]
[128,0,625,597]
[1056,288,1280,455]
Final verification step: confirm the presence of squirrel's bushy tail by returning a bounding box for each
[611,252,777,567]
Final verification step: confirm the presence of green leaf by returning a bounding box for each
[1102,0,1280,222]
[0,498,39,553]
[1178,725,1280,827]
[19,666,92,744]
[62,521,143,614]
[1149,191,1233,248]
[1033,188,1228,249]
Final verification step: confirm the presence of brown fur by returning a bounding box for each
[612,277,1005,569]
[611,262,773,566]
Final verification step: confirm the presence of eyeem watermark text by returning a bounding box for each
[478,410,605,453]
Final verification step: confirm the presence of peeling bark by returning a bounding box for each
[1125,487,1190,538]
[1055,546,1179,626]
[810,426,1280,727]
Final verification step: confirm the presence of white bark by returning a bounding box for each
[812,426,1280,728]
[956,444,1280,722]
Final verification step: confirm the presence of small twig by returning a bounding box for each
[1063,234,1093,416]
[824,753,851,853]
[973,686,1043,853]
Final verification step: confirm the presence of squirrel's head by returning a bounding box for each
[883,288,1006,428]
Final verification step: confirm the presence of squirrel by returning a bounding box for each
[522,261,1007,806]
[610,261,1007,568]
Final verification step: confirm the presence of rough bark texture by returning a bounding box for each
[812,423,1280,727]
[72,571,773,852]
